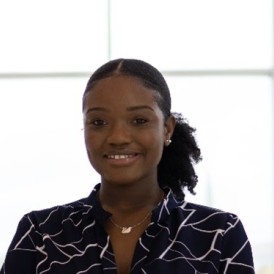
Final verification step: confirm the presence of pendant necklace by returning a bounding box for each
[109,211,152,234]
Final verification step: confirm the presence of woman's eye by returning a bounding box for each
[86,119,106,126]
[133,118,148,125]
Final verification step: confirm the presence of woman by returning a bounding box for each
[1,59,255,274]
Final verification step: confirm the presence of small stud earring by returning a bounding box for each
[165,139,172,146]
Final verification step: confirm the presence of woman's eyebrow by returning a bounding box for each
[85,105,154,114]
[126,105,155,112]
[85,107,108,113]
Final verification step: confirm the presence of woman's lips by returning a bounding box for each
[103,153,140,166]
[105,153,137,159]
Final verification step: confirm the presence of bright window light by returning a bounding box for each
[0,0,273,272]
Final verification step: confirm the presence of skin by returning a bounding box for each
[83,74,175,274]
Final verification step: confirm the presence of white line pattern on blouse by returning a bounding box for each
[1,184,255,274]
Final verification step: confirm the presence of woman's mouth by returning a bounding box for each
[103,153,140,166]
[105,154,137,160]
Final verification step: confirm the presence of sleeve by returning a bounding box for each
[0,214,40,274]
[218,213,255,274]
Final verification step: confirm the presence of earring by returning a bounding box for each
[165,139,172,146]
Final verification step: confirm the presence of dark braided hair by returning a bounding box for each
[83,58,202,200]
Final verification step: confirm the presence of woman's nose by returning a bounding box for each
[106,122,132,145]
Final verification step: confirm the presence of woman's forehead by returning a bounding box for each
[85,75,158,104]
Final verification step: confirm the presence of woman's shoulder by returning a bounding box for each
[18,196,91,234]
[181,200,228,213]
[175,200,241,230]
[25,185,101,226]
[29,196,89,218]
[163,189,241,229]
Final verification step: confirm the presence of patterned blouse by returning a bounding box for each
[1,184,255,274]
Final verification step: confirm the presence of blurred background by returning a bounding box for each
[0,0,273,273]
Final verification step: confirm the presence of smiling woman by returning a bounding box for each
[0,58,255,274]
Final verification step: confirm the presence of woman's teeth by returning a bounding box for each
[107,154,135,159]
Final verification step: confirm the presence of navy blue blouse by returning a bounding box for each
[1,184,255,273]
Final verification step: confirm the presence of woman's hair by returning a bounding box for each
[83,58,202,200]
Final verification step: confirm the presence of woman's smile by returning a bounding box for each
[103,152,141,166]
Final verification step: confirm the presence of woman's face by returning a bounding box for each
[83,75,174,186]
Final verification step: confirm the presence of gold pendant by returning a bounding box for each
[121,227,132,234]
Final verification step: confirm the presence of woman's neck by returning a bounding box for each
[98,180,163,214]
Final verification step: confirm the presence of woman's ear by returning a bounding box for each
[164,115,176,140]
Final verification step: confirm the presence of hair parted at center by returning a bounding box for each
[83,58,202,200]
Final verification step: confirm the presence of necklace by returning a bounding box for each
[109,211,152,234]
